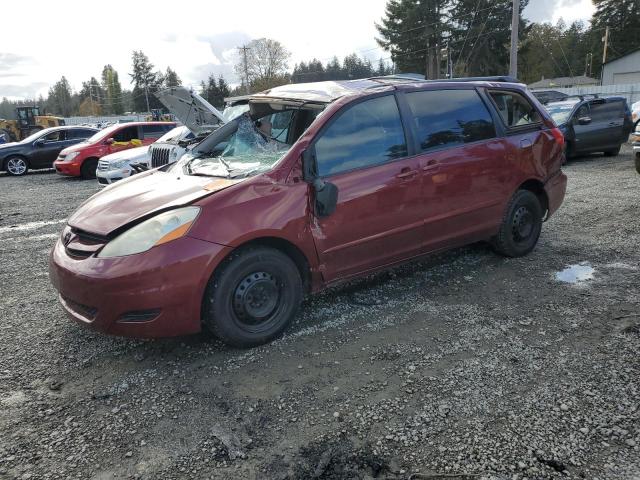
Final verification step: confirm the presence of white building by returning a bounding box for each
[602,49,640,85]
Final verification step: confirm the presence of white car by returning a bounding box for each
[632,100,640,130]
[96,126,193,185]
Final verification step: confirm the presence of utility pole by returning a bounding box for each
[602,26,610,65]
[509,0,520,78]
[238,45,251,95]
[144,84,150,113]
[584,53,593,77]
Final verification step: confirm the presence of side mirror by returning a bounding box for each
[301,147,338,217]
[34,139,45,147]
[577,116,592,125]
[104,138,115,145]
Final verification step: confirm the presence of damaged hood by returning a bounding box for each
[155,87,226,136]
[68,170,241,237]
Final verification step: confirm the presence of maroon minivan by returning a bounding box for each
[50,76,567,347]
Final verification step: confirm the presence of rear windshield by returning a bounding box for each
[545,101,579,125]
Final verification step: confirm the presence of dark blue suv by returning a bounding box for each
[545,95,633,159]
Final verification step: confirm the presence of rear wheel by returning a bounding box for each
[80,158,98,179]
[492,190,543,258]
[5,156,28,176]
[203,246,303,348]
[604,146,621,157]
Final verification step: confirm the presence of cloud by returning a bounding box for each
[0,82,49,99]
[196,31,252,65]
[523,0,594,24]
[0,53,35,73]
[190,62,240,86]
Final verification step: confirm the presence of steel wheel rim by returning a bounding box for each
[232,271,282,332]
[512,205,534,242]
[7,158,26,175]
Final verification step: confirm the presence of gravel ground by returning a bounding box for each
[0,147,639,480]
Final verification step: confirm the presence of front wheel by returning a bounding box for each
[492,190,543,258]
[5,156,28,176]
[203,246,303,348]
[604,146,621,157]
[80,158,98,179]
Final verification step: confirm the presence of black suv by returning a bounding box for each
[545,95,633,159]
[0,126,98,176]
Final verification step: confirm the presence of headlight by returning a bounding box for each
[110,159,128,170]
[65,151,80,161]
[98,207,200,258]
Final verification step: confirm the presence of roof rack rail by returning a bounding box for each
[422,75,521,83]
[564,93,600,101]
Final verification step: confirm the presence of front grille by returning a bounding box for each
[61,295,97,320]
[97,160,110,171]
[150,145,172,168]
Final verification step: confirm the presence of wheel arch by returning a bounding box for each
[212,236,313,294]
[518,179,549,219]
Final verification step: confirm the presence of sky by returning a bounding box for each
[0,0,595,101]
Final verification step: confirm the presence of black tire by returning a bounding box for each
[203,246,303,348]
[0,128,14,143]
[80,158,98,179]
[5,156,29,176]
[492,190,543,258]
[604,146,621,157]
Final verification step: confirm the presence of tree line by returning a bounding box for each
[376,0,639,83]
[1,0,637,119]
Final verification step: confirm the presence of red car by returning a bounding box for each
[54,121,176,178]
[50,76,567,347]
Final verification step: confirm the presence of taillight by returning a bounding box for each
[550,127,565,148]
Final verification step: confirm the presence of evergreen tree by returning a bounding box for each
[101,65,124,115]
[376,0,450,78]
[448,0,529,77]
[47,76,73,116]
[164,67,182,87]
[592,0,640,63]
[129,50,162,112]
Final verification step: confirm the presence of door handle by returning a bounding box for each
[608,122,618,126]
[422,159,439,171]
[396,168,417,179]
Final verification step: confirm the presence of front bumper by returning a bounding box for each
[544,170,568,219]
[49,234,232,338]
[54,159,82,176]
[96,167,131,185]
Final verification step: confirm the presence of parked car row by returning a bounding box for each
[49,75,568,348]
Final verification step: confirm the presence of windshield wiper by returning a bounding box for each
[218,157,231,171]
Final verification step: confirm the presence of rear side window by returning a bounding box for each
[405,89,496,152]
[589,101,623,122]
[315,95,407,176]
[112,126,139,142]
[142,124,169,138]
[68,129,94,139]
[489,91,541,128]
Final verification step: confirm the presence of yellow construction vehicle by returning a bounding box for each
[145,109,175,122]
[0,106,66,142]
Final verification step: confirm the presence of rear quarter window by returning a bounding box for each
[489,90,541,128]
[405,89,496,152]
[142,124,171,138]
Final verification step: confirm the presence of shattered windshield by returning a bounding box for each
[186,112,292,178]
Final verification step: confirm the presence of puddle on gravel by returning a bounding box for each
[555,262,595,284]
